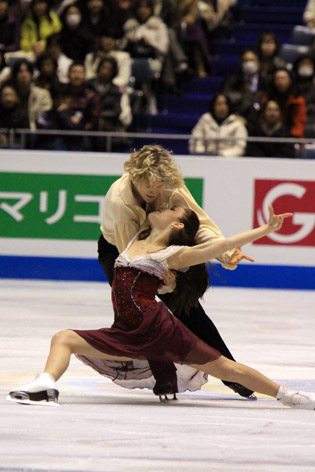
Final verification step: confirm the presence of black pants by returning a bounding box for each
[97,234,253,396]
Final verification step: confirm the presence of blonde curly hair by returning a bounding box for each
[124,145,184,188]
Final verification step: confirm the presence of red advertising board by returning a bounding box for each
[253,179,315,246]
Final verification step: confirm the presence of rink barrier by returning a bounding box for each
[1,255,314,290]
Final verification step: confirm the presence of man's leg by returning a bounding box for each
[159,293,255,398]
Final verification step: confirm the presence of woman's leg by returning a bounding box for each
[44,330,132,381]
[190,356,279,397]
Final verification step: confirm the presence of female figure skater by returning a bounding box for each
[8,205,315,410]
[98,144,255,399]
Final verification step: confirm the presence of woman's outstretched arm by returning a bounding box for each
[167,205,292,270]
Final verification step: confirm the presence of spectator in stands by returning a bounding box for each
[189,92,247,156]
[81,0,110,39]
[199,0,236,40]
[303,0,315,28]
[0,0,20,52]
[261,68,307,138]
[45,33,72,84]
[151,0,188,92]
[104,0,133,38]
[121,0,169,78]
[221,49,266,128]
[37,62,101,150]
[59,3,95,61]
[172,0,211,77]
[35,52,64,96]
[7,58,52,129]
[0,83,29,147]
[292,55,315,125]
[0,46,11,85]
[255,32,285,85]
[84,29,132,88]
[20,0,62,57]
[63,61,101,131]
[239,49,267,94]
[88,56,132,132]
[247,99,294,158]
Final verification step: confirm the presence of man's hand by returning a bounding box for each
[162,269,176,290]
[229,247,255,265]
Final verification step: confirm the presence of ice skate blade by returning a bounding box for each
[159,393,177,402]
[6,394,59,406]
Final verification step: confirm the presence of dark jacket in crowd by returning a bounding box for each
[247,122,295,158]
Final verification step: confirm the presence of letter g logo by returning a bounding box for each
[257,183,315,244]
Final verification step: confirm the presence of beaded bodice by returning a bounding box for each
[111,233,183,330]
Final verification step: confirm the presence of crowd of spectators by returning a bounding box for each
[0,0,314,157]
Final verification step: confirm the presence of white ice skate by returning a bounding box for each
[7,372,59,406]
[276,386,315,410]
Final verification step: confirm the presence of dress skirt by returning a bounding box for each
[73,267,221,392]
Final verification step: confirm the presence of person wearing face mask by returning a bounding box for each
[292,55,315,125]
[221,50,267,130]
[59,3,95,61]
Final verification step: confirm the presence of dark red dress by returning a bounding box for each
[74,242,221,390]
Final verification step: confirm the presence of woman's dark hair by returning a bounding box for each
[11,59,34,78]
[208,93,233,116]
[255,31,280,59]
[96,56,118,80]
[167,209,210,316]
[0,47,7,70]
[30,0,54,33]
[268,67,293,98]
[36,52,58,73]
[133,0,154,16]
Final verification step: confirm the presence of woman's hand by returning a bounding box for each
[268,205,292,231]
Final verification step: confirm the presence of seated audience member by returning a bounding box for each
[0,0,20,52]
[0,47,11,86]
[121,0,169,78]
[63,61,101,131]
[189,93,248,157]
[87,56,132,131]
[303,0,315,27]
[59,3,95,61]
[45,33,72,84]
[20,0,62,57]
[104,0,133,38]
[35,52,64,96]
[255,32,285,85]
[0,83,29,147]
[247,99,294,158]
[37,62,101,150]
[7,59,52,129]
[172,0,211,77]
[150,0,188,92]
[80,0,110,39]
[292,55,315,125]
[199,0,236,40]
[221,49,267,128]
[261,68,307,138]
[84,30,132,88]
